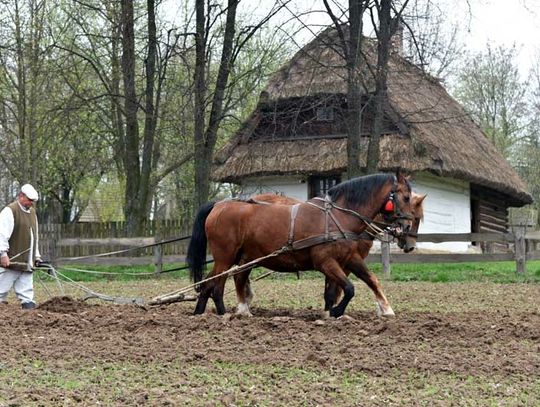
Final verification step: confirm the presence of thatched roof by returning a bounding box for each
[214,27,533,207]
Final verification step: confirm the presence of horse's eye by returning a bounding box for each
[404,195,410,203]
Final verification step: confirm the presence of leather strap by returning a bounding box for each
[288,204,300,246]
[291,231,362,250]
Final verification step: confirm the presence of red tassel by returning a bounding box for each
[384,200,394,212]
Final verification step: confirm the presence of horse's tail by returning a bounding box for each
[187,201,216,285]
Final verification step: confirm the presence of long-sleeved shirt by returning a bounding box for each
[0,201,41,265]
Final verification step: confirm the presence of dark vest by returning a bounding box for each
[7,201,38,264]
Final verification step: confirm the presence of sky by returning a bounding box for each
[161,0,540,76]
[453,0,540,74]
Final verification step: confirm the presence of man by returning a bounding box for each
[0,184,42,309]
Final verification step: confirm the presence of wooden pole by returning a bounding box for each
[154,242,163,275]
[514,225,526,274]
[381,233,391,277]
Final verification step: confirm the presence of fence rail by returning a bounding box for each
[40,220,192,260]
[40,224,540,276]
[371,228,535,275]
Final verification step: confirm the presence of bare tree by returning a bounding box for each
[322,0,369,177]
[366,0,409,173]
[192,0,289,209]
[513,54,540,212]
[400,0,465,81]
[453,45,528,158]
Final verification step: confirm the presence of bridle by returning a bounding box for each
[306,176,413,242]
[380,175,414,223]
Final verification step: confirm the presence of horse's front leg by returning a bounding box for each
[233,269,254,316]
[347,256,394,317]
[323,276,343,311]
[319,259,355,318]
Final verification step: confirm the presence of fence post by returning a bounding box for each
[514,225,526,274]
[154,240,163,275]
[381,233,391,277]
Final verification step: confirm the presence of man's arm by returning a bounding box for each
[0,206,14,267]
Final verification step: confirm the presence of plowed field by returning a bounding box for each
[0,279,538,406]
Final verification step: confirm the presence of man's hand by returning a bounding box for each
[0,254,9,268]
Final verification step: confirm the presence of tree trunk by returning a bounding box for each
[368,0,408,173]
[193,0,207,211]
[193,0,239,210]
[346,0,366,178]
[120,0,141,235]
[139,0,157,222]
[367,0,392,173]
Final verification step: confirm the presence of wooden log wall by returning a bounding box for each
[471,185,510,252]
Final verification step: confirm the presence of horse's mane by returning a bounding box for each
[327,173,407,207]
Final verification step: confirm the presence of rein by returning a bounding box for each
[293,197,396,246]
[308,197,399,242]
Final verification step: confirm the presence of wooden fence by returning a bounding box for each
[40,220,192,261]
[368,228,534,276]
[40,222,539,275]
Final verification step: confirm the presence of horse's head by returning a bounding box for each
[326,171,414,233]
[396,192,426,253]
[379,170,414,234]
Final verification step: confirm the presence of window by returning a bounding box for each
[308,175,341,198]
[316,106,334,122]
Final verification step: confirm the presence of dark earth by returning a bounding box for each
[0,281,539,406]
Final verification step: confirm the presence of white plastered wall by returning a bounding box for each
[411,172,472,252]
[240,176,308,201]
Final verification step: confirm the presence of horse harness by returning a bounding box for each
[237,176,410,252]
[285,198,399,251]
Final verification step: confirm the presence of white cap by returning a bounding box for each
[21,184,39,201]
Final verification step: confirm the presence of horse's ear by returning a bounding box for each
[416,194,427,204]
[396,168,410,183]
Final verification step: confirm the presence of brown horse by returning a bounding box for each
[234,192,426,317]
[187,172,413,318]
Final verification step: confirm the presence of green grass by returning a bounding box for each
[371,261,540,283]
[1,359,538,406]
[47,259,540,285]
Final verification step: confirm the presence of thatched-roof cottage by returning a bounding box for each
[213,27,533,252]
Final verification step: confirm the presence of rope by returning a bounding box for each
[36,271,54,299]
[39,268,143,305]
[8,248,30,262]
[150,246,290,303]
[55,260,213,277]
[307,198,395,243]
[61,234,191,261]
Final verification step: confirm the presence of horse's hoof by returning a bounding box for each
[234,311,253,318]
[376,303,395,318]
[236,303,253,317]
[337,314,355,321]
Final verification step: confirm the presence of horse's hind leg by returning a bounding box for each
[211,274,228,315]
[347,257,394,317]
[323,276,342,311]
[233,269,253,316]
[194,262,231,315]
[194,281,211,314]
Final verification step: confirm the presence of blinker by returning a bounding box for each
[384,200,394,212]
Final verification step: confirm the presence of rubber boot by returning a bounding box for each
[21,302,36,310]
